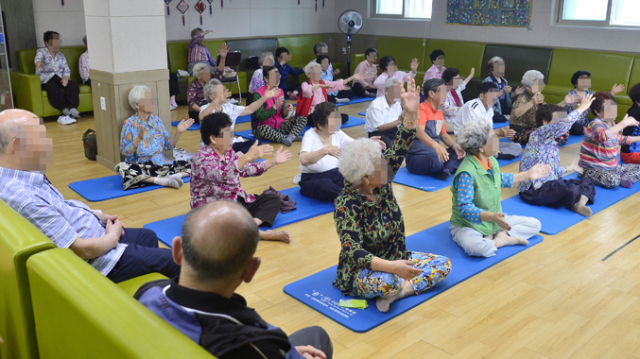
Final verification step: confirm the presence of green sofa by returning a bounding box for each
[27,248,213,359]
[0,199,56,359]
[426,40,485,84]
[12,46,93,118]
[617,55,640,111]
[167,40,247,97]
[276,35,343,86]
[376,37,427,77]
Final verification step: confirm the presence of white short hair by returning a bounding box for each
[128,85,151,111]
[384,77,401,89]
[203,79,223,102]
[0,119,24,153]
[338,138,383,186]
[488,56,504,66]
[193,63,208,79]
[456,118,492,156]
[304,62,321,76]
[259,52,274,65]
[521,70,545,87]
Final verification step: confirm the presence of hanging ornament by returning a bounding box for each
[315,0,318,12]
[207,0,214,14]
[164,0,172,16]
[221,0,224,8]
[323,0,325,8]
[298,0,300,5]
[195,0,206,25]
[176,0,189,26]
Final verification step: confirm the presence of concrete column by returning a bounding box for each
[84,0,170,170]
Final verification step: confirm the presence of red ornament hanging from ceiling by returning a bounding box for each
[195,0,207,25]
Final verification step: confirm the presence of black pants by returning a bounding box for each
[238,193,281,227]
[188,110,200,123]
[280,84,301,95]
[352,82,374,97]
[288,326,333,359]
[84,79,92,87]
[42,75,79,110]
[328,89,354,102]
[368,127,399,150]
[307,112,349,127]
[233,139,257,154]
[570,122,585,136]
[519,178,595,208]
[106,228,181,283]
[169,71,180,97]
[299,168,344,202]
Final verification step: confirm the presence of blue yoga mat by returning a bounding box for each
[236,116,366,143]
[493,121,509,129]
[358,111,366,116]
[392,153,521,192]
[293,96,374,107]
[502,172,640,235]
[236,114,251,124]
[171,121,199,131]
[499,134,583,148]
[283,222,543,333]
[69,175,191,202]
[143,187,335,247]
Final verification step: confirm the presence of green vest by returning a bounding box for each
[450,156,502,236]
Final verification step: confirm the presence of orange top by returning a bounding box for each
[418,100,446,135]
[474,155,491,171]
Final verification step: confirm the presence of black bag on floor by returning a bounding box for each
[82,129,97,161]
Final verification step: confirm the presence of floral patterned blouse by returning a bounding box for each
[563,89,593,127]
[34,48,71,84]
[248,68,265,94]
[518,110,581,192]
[120,113,173,165]
[190,145,267,209]
[187,79,207,111]
[79,50,90,84]
[333,125,416,295]
[510,92,542,130]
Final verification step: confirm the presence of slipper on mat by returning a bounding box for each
[284,221,543,332]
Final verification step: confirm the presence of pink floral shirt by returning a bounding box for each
[423,65,446,85]
[79,50,90,84]
[353,60,378,88]
[190,145,267,208]
[300,79,345,114]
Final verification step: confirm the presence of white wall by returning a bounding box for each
[32,0,86,47]
[334,0,640,53]
[164,0,337,41]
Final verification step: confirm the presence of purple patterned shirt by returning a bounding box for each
[190,145,267,208]
[34,48,71,84]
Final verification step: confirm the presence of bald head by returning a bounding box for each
[181,201,260,282]
[0,109,52,172]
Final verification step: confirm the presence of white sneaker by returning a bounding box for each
[170,104,178,111]
[293,173,301,185]
[57,115,76,125]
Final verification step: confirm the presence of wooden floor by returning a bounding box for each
[45,98,640,359]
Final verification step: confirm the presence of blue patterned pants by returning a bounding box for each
[351,252,451,298]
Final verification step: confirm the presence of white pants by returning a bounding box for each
[449,215,541,257]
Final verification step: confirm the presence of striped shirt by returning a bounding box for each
[0,167,126,275]
[188,33,216,66]
[579,118,631,171]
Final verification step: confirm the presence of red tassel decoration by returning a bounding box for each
[182,15,185,26]
[61,0,64,5]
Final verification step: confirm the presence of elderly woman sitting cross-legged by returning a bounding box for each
[449,119,548,257]
[296,61,363,127]
[299,101,388,202]
[252,65,308,146]
[187,63,211,123]
[518,95,597,217]
[117,86,194,190]
[333,78,451,313]
[190,112,294,243]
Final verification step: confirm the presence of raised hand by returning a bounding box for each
[527,163,551,180]
[563,92,580,105]
[514,86,525,95]
[333,68,341,76]
[620,114,640,128]
[531,93,544,105]
[370,136,387,151]
[392,260,423,280]
[410,58,419,73]
[177,118,195,133]
[223,88,233,100]
[275,96,285,108]
[577,93,595,113]
[467,67,475,79]
[274,146,293,164]
[219,44,230,58]
[502,85,513,95]
[400,77,420,114]
[611,83,625,96]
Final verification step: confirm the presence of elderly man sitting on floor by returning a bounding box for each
[0,109,180,283]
